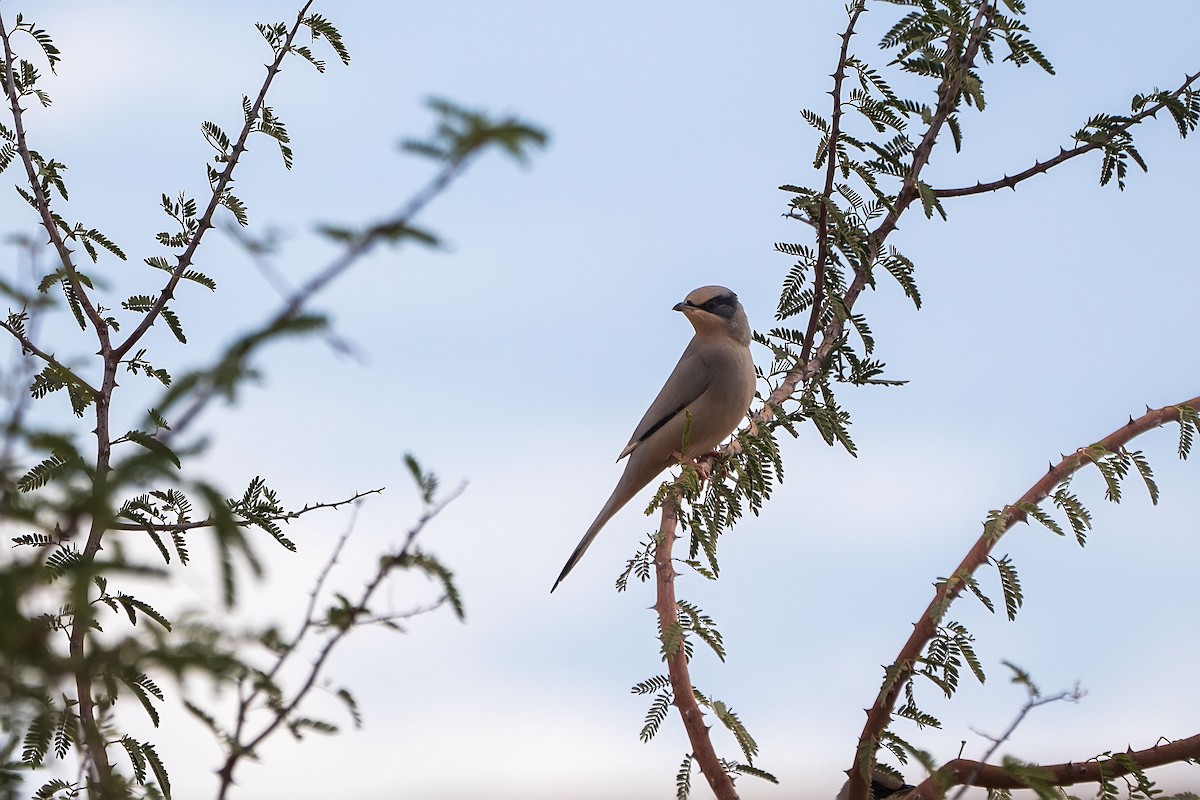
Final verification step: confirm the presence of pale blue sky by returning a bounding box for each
[4,2,1200,798]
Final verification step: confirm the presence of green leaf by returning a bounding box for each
[115,593,172,630]
[124,431,181,469]
[1015,500,1064,537]
[144,741,171,799]
[1124,448,1159,504]
[992,555,1023,621]
[18,451,79,492]
[161,306,187,343]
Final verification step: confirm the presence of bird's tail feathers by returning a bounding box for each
[550,478,642,593]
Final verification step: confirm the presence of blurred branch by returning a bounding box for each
[214,480,465,800]
[948,671,1081,800]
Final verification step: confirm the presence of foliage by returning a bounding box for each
[0,5,544,800]
[606,1,1200,798]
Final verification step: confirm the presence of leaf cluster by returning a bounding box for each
[0,7,507,798]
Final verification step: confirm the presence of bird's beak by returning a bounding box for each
[673,302,689,313]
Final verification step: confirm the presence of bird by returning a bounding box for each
[835,771,914,800]
[551,285,756,592]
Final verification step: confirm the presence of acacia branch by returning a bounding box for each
[107,487,384,532]
[0,319,99,397]
[665,10,1004,794]
[861,396,1200,796]
[801,0,866,365]
[0,14,108,348]
[112,2,317,358]
[907,732,1200,798]
[934,71,1200,198]
[653,493,739,800]
[112,1,316,362]
[0,13,118,794]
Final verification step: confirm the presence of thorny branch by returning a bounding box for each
[1,4,317,795]
[653,3,1005,795]
[910,733,1200,798]
[654,1,1200,797]
[870,396,1200,798]
[653,494,739,800]
[801,0,866,366]
[107,487,384,533]
[934,71,1200,198]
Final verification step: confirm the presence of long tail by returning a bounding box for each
[550,515,610,593]
[551,459,658,592]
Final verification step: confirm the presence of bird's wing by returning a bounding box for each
[618,341,712,460]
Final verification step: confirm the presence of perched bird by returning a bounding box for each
[551,285,756,592]
[835,770,915,800]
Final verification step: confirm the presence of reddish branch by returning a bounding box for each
[649,2,1198,797]
[838,7,999,797]
[652,5,1005,796]
[934,71,1200,198]
[860,396,1200,796]
[906,732,1200,798]
[654,497,739,800]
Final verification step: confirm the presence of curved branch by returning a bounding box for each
[861,395,1200,794]
[906,732,1200,798]
[933,71,1200,198]
[653,492,739,800]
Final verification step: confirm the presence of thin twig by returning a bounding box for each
[107,487,384,532]
[801,0,866,366]
[164,136,484,443]
[948,687,1080,800]
[112,1,317,362]
[214,481,465,800]
[0,12,117,793]
[933,72,1200,198]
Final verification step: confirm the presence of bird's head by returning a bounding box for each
[674,285,750,344]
